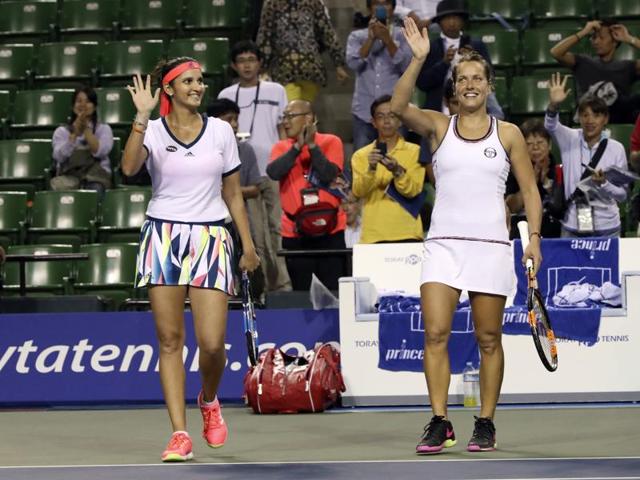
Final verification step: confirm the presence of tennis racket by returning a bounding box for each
[241,271,259,367]
[517,221,558,372]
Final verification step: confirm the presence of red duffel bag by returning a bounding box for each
[243,342,345,414]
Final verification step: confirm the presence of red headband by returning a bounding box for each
[160,61,202,116]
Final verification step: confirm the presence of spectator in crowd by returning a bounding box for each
[347,0,412,150]
[218,40,291,293]
[207,99,260,201]
[257,0,350,103]
[394,0,440,30]
[550,19,640,124]
[631,112,640,173]
[51,86,114,193]
[266,100,347,290]
[505,119,561,238]
[351,95,424,243]
[545,73,629,238]
[342,191,363,247]
[415,0,503,118]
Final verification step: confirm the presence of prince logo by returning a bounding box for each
[484,147,497,158]
[166,145,177,152]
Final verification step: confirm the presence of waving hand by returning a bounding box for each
[401,16,430,61]
[126,73,160,115]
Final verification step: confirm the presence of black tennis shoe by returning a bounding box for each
[416,415,456,454]
[467,416,497,452]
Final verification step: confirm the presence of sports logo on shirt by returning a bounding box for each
[484,147,497,158]
[185,151,194,157]
[166,145,177,152]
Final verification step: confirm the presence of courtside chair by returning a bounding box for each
[478,30,519,74]
[0,139,52,190]
[27,190,99,248]
[596,0,640,19]
[167,37,229,99]
[59,0,122,41]
[0,44,35,90]
[100,40,166,87]
[120,0,184,39]
[72,242,139,309]
[510,75,576,119]
[97,187,151,243]
[0,1,57,43]
[34,42,100,88]
[10,89,74,138]
[2,244,74,295]
[468,0,530,21]
[0,191,28,246]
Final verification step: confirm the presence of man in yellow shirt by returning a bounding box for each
[351,95,425,243]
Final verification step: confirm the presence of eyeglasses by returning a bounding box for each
[282,111,311,120]
[373,112,398,120]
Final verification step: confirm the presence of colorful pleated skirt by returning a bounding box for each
[135,216,236,295]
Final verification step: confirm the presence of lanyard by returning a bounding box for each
[235,81,261,136]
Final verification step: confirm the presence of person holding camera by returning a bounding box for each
[351,95,424,243]
[347,0,412,151]
[545,73,629,238]
[266,100,347,291]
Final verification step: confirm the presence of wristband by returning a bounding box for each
[574,33,582,41]
[529,231,542,240]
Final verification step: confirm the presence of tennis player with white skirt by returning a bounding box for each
[391,18,543,453]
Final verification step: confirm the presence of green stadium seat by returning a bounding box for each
[510,75,576,117]
[2,244,74,294]
[34,42,100,87]
[521,29,583,69]
[0,139,52,188]
[469,0,530,20]
[0,1,57,42]
[183,0,248,31]
[493,76,509,113]
[532,0,594,21]
[606,124,634,157]
[60,0,121,40]
[478,30,519,71]
[0,89,11,137]
[0,44,35,88]
[11,89,74,137]
[596,0,640,19]
[28,190,99,247]
[72,242,138,308]
[121,0,183,37]
[0,191,28,246]
[167,37,229,99]
[95,87,137,128]
[100,40,166,86]
[97,187,151,242]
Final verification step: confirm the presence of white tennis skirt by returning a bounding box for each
[421,238,516,297]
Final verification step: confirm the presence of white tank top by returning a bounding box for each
[428,115,510,244]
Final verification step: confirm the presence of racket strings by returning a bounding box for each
[532,298,557,361]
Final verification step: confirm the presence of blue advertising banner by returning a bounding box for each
[513,238,620,308]
[378,311,480,373]
[0,309,339,405]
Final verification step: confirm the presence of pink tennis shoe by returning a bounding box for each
[161,431,193,462]
[198,391,228,448]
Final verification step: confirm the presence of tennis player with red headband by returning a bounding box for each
[122,57,260,462]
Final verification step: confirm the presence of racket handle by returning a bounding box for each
[517,220,534,270]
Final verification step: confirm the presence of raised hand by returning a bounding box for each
[610,24,632,43]
[580,20,601,38]
[548,72,571,107]
[401,16,430,61]
[126,73,160,115]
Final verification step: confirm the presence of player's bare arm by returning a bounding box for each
[390,17,449,141]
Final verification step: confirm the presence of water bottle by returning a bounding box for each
[462,362,480,408]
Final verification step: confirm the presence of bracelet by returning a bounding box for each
[133,114,149,127]
[529,231,542,240]
[574,33,582,41]
[132,125,146,135]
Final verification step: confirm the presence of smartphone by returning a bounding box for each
[374,5,387,23]
[376,141,387,157]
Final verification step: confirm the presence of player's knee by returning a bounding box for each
[425,327,450,346]
[475,330,502,354]
[157,332,185,355]
[198,342,226,360]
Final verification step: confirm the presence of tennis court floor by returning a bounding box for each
[1,405,638,480]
